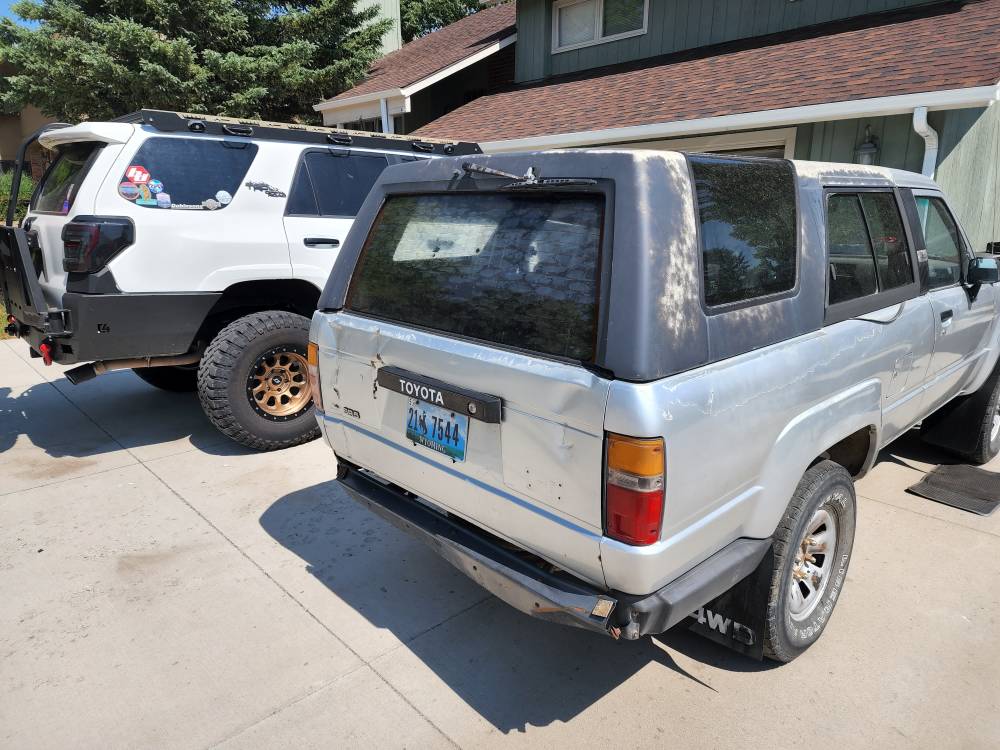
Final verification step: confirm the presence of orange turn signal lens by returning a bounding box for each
[307,341,323,412]
[607,434,664,477]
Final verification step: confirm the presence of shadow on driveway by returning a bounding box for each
[0,372,251,457]
[261,481,777,733]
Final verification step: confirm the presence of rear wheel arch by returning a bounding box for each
[194,279,322,346]
[750,382,880,539]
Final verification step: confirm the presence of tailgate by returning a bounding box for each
[313,189,613,587]
[316,313,610,587]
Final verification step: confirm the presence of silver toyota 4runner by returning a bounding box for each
[307,151,1000,662]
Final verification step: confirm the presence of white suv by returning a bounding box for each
[0,110,479,449]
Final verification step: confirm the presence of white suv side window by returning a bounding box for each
[285,151,388,218]
[117,137,258,211]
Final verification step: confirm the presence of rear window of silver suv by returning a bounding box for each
[346,192,605,361]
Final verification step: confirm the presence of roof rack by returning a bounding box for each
[111,109,482,156]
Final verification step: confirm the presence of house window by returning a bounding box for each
[552,0,647,53]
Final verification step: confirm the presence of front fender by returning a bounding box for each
[746,378,881,537]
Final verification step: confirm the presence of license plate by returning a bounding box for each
[405,399,469,462]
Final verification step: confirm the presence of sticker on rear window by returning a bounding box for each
[148,179,164,194]
[125,165,151,184]
[118,182,139,201]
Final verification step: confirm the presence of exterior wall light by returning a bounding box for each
[855,125,880,166]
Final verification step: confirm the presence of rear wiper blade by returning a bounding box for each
[499,177,598,190]
[460,162,597,189]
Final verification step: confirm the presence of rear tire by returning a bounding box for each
[132,365,198,392]
[197,311,320,451]
[965,374,1000,465]
[764,460,856,663]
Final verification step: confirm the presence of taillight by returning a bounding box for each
[62,216,134,273]
[605,433,664,546]
[307,341,323,412]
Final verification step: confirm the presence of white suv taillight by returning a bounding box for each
[605,434,664,546]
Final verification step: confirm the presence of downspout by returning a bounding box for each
[912,106,939,179]
[379,98,394,134]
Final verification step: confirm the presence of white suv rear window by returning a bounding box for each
[347,192,605,362]
[33,142,102,215]
[117,137,257,210]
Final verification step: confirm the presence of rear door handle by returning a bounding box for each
[940,309,954,328]
[303,237,340,248]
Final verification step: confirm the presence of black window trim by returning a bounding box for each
[342,181,617,370]
[30,142,106,215]
[823,186,922,326]
[284,147,394,219]
[685,154,803,316]
[908,189,973,293]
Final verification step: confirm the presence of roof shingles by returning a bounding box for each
[414,0,1000,142]
[325,4,516,102]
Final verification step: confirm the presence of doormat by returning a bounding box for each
[907,464,1000,516]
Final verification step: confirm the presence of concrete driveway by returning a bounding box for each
[2,337,999,749]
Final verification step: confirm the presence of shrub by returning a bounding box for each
[0,171,36,225]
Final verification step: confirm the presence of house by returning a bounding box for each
[314,3,516,133]
[324,0,1000,252]
[0,105,54,179]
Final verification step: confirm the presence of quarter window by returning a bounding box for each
[117,137,257,210]
[553,0,647,52]
[826,191,914,305]
[915,196,964,289]
[689,155,798,308]
[286,152,389,217]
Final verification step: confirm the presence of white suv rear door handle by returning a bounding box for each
[303,237,340,248]
[940,309,954,330]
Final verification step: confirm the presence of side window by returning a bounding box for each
[826,191,913,306]
[689,155,798,308]
[827,195,878,304]
[915,196,964,289]
[117,137,257,210]
[285,163,319,216]
[301,152,389,217]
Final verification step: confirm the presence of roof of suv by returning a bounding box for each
[37,109,482,157]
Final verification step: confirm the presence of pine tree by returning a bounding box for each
[400,0,482,43]
[0,0,392,122]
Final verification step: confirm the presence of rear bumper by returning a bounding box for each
[10,290,220,365]
[337,465,771,639]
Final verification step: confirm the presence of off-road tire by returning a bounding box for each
[132,365,198,392]
[197,311,320,451]
[965,373,1000,465]
[764,460,856,663]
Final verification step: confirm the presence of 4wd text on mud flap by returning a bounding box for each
[690,607,756,646]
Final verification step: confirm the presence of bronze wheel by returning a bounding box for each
[246,346,311,421]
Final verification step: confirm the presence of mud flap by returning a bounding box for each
[684,544,774,660]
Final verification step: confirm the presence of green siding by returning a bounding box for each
[516,0,948,82]
[793,114,930,174]
[935,106,1000,255]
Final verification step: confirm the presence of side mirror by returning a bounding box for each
[986,241,1000,255]
[968,256,1000,285]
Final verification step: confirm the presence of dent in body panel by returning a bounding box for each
[316,312,611,531]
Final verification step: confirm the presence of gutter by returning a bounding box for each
[480,84,1000,153]
[912,106,939,179]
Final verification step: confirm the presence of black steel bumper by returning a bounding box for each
[2,224,219,365]
[337,466,771,640]
[8,290,221,365]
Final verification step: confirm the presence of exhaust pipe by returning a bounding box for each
[65,353,201,385]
